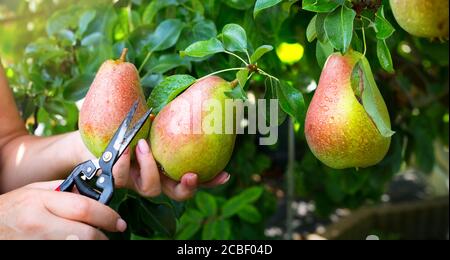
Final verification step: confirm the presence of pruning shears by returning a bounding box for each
[56,100,152,205]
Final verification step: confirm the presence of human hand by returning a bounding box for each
[0,181,127,240]
[112,139,231,201]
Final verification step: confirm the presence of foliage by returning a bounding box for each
[1,0,448,238]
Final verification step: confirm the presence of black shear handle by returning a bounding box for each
[74,175,100,201]
[56,162,114,204]
[59,174,113,204]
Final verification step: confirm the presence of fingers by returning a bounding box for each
[160,171,231,201]
[49,217,109,240]
[161,173,197,201]
[112,148,131,188]
[43,191,126,233]
[201,172,230,188]
[25,180,64,190]
[130,140,161,197]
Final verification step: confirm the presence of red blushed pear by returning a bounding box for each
[305,51,391,169]
[79,49,150,157]
[150,76,236,183]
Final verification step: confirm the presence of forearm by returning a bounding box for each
[0,131,91,193]
[0,56,93,193]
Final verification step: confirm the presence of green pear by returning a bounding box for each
[150,76,236,183]
[79,49,150,157]
[390,0,449,38]
[304,52,391,169]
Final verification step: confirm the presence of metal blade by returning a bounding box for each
[100,100,139,162]
[118,108,153,157]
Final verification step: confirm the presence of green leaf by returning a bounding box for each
[181,38,224,58]
[377,40,394,73]
[141,73,163,94]
[351,31,363,53]
[63,74,94,101]
[222,196,249,218]
[237,69,249,88]
[222,0,254,10]
[237,205,262,223]
[306,15,317,42]
[87,5,116,43]
[239,186,264,204]
[78,10,96,37]
[177,222,201,240]
[195,191,218,217]
[114,8,131,40]
[225,84,248,100]
[56,29,76,46]
[25,39,67,64]
[176,208,203,239]
[46,7,81,36]
[191,0,205,16]
[222,24,248,53]
[303,0,340,13]
[324,5,356,53]
[108,189,129,211]
[355,53,395,138]
[254,0,283,18]
[182,209,204,223]
[44,100,67,117]
[250,45,274,63]
[316,40,334,68]
[147,54,191,74]
[214,219,231,240]
[138,198,177,238]
[264,81,288,125]
[147,75,196,114]
[276,81,306,123]
[130,233,151,240]
[81,32,104,46]
[201,220,217,240]
[315,13,328,43]
[374,6,395,40]
[142,0,178,25]
[222,186,264,218]
[145,19,184,52]
[191,20,217,41]
[114,0,131,8]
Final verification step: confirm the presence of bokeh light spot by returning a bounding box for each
[276,42,304,64]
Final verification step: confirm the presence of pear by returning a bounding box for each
[390,0,449,38]
[79,49,150,157]
[304,52,391,169]
[150,76,236,182]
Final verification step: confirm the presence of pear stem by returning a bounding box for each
[224,51,249,66]
[120,48,128,62]
[138,51,153,73]
[258,68,280,82]
[361,25,367,56]
[197,67,246,83]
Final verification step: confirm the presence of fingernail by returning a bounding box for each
[116,218,127,232]
[222,174,231,184]
[138,139,150,154]
[124,148,130,155]
[186,174,198,186]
